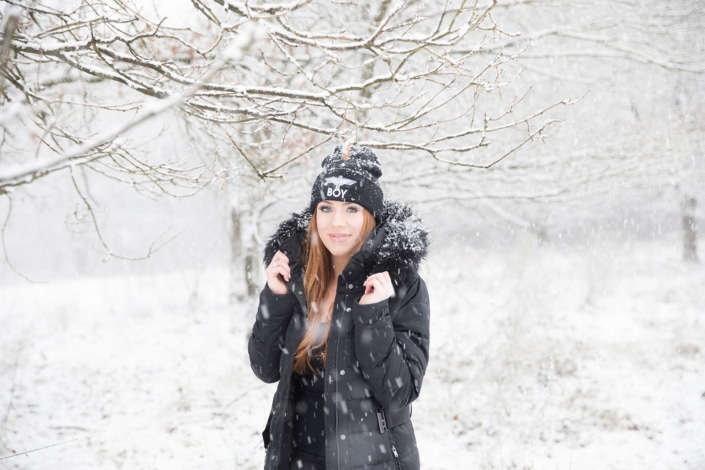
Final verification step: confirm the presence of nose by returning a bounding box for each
[331,207,345,226]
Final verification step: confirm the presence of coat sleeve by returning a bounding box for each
[352,275,430,410]
[248,285,297,384]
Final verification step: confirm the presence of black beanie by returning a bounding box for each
[310,145,384,220]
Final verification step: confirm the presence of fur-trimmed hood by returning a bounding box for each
[263,199,429,282]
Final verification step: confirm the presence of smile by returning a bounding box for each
[328,233,351,242]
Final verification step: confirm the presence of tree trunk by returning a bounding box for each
[682,196,698,263]
[244,249,258,298]
[230,207,259,299]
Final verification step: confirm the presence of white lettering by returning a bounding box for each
[323,177,356,199]
[327,187,348,198]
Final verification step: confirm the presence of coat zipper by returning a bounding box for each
[388,433,401,469]
[335,294,348,469]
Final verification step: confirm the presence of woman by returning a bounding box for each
[248,144,430,469]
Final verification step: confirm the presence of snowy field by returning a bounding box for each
[1,231,703,469]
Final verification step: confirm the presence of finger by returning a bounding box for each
[271,261,288,273]
[272,267,290,281]
[277,262,292,281]
[370,277,383,291]
[269,252,290,269]
[272,261,290,277]
[266,261,288,279]
[273,251,289,264]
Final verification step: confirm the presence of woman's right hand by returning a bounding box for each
[266,250,291,295]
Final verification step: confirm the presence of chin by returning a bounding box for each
[324,243,355,258]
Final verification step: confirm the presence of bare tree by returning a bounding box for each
[0,0,565,183]
[0,0,570,287]
[427,0,705,254]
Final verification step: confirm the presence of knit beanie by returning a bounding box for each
[310,145,384,221]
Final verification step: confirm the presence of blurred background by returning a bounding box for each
[1,0,702,289]
[1,1,703,469]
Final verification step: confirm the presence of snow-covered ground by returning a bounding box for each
[1,232,703,469]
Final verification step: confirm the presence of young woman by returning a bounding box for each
[248,144,430,470]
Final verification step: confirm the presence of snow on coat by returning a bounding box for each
[249,199,431,470]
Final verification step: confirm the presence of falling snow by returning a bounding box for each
[1,230,703,469]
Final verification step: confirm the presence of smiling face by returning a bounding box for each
[315,200,366,265]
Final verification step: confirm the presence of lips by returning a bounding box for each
[328,233,350,242]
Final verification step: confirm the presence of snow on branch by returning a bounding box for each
[0,0,564,193]
[0,91,184,188]
[0,20,259,190]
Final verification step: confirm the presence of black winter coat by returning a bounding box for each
[248,200,431,470]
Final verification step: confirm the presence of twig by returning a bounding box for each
[0,439,80,461]
[0,195,46,283]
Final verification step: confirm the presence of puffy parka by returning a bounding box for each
[248,200,431,470]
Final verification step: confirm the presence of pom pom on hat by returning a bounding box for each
[310,144,384,220]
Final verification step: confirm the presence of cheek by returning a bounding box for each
[316,214,330,233]
[351,214,365,236]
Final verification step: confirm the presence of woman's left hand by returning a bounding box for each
[359,271,394,305]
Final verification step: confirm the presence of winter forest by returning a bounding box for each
[1,0,704,468]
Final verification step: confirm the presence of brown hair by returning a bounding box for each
[293,206,377,375]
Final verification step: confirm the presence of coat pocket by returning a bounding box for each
[386,431,402,470]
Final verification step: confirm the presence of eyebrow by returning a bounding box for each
[322,201,359,206]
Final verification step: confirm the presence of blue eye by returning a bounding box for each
[319,205,332,213]
[347,206,359,213]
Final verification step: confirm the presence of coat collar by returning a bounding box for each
[263,200,429,283]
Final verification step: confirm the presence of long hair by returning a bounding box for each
[293,207,377,375]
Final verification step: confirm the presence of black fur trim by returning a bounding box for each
[263,200,429,280]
